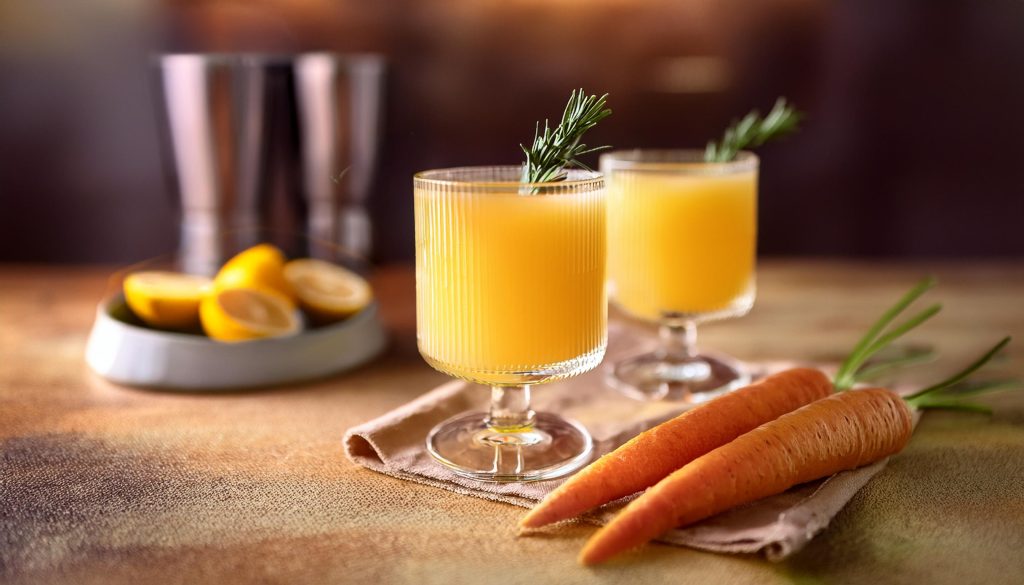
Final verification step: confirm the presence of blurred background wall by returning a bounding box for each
[1,0,1022,264]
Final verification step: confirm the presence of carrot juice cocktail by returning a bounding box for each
[600,101,798,402]
[607,157,757,320]
[414,170,607,386]
[415,90,611,482]
[600,149,760,402]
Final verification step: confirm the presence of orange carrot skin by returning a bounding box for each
[579,388,913,565]
[520,368,832,529]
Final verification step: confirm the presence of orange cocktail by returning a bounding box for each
[602,150,757,402]
[414,166,606,481]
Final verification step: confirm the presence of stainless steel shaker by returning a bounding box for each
[154,52,384,275]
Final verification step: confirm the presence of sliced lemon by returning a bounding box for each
[213,244,295,302]
[199,288,301,342]
[283,259,373,325]
[123,271,212,331]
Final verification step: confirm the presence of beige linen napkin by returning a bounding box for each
[344,323,898,560]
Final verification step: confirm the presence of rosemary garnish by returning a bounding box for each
[520,89,612,185]
[704,98,802,163]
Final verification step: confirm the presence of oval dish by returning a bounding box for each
[85,295,386,391]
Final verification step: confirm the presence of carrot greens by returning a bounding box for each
[852,344,936,384]
[834,276,939,390]
[905,337,1014,413]
[833,276,1016,410]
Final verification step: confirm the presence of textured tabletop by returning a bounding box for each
[2,262,1023,585]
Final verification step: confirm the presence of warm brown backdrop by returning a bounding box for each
[1,0,1023,263]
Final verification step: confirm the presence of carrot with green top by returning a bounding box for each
[522,278,945,530]
[578,281,1013,564]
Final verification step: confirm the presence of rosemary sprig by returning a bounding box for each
[704,98,802,163]
[520,89,612,185]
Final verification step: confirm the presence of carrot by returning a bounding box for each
[519,367,832,529]
[578,387,913,565]
[523,278,939,531]
[578,335,1012,565]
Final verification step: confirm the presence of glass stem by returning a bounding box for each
[487,385,535,431]
[660,320,698,360]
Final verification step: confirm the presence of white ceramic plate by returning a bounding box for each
[85,295,387,391]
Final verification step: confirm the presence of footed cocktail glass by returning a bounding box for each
[414,166,606,481]
[601,150,757,402]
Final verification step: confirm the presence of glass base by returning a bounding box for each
[426,412,593,482]
[609,351,750,403]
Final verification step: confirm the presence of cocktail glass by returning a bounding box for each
[601,150,757,402]
[414,166,606,481]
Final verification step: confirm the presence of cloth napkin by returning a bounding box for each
[344,322,898,560]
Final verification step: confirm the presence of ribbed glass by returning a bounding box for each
[601,150,759,323]
[414,167,607,386]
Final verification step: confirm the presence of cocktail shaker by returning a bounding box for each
[154,53,384,275]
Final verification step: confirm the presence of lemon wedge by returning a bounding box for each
[199,288,301,342]
[123,271,212,331]
[283,259,373,325]
[213,244,295,302]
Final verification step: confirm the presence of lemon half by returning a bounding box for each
[213,244,295,302]
[200,288,301,342]
[124,271,212,331]
[283,259,373,325]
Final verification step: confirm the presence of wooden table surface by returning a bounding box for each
[2,262,1024,585]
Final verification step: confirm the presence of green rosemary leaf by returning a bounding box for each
[520,89,612,185]
[705,98,803,163]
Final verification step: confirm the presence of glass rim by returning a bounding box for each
[600,149,758,172]
[414,165,603,191]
